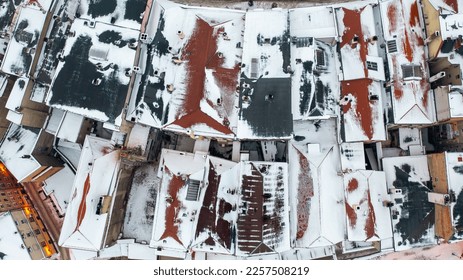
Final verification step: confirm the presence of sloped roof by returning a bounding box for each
[235,161,290,256]
[381,0,436,124]
[344,170,393,242]
[340,79,386,142]
[152,148,290,256]
[59,136,120,251]
[129,2,244,138]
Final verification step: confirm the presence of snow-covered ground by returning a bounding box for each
[122,163,160,243]
[377,242,463,260]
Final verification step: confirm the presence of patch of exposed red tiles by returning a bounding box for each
[341,79,375,140]
[388,0,430,110]
[347,178,359,193]
[75,174,91,231]
[345,203,357,228]
[173,17,240,135]
[237,164,272,254]
[195,161,232,250]
[444,0,459,13]
[340,8,375,140]
[159,167,184,246]
[294,147,313,240]
[364,190,378,240]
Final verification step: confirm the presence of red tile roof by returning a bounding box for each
[159,166,185,246]
[166,17,240,136]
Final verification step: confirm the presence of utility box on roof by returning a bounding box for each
[427,192,451,206]
[96,195,112,215]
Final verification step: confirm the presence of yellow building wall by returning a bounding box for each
[422,0,443,59]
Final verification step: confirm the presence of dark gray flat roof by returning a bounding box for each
[240,75,292,138]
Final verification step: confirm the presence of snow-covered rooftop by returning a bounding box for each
[56,112,85,143]
[43,164,75,214]
[0,212,31,260]
[5,77,28,112]
[77,0,147,30]
[0,124,41,182]
[427,0,461,13]
[1,6,46,77]
[238,9,292,139]
[47,18,139,127]
[440,13,463,39]
[340,79,386,142]
[340,142,367,172]
[56,139,82,170]
[344,170,393,242]
[151,148,290,256]
[290,118,345,248]
[289,7,340,120]
[59,136,121,251]
[129,1,245,138]
[123,163,159,243]
[235,161,290,256]
[289,6,337,39]
[381,0,436,124]
[336,4,386,141]
[445,152,463,239]
[382,155,436,250]
[151,149,208,252]
[0,0,20,33]
[448,90,463,118]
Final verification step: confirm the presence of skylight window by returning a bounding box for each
[402,64,422,79]
[366,61,378,71]
[316,49,326,69]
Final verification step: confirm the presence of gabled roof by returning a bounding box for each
[335,4,386,141]
[129,2,244,138]
[340,79,386,142]
[344,170,393,242]
[235,161,290,256]
[151,148,290,256]
[427,0,461,13]
[289,143,345,248]
[336,5,385,81]
[151,149,209,252]
[59,136,121,251]
[290,118,345,248]
[381,0,436,124]
[193,157,239,255]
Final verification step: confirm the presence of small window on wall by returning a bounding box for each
[402,64,422,79]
